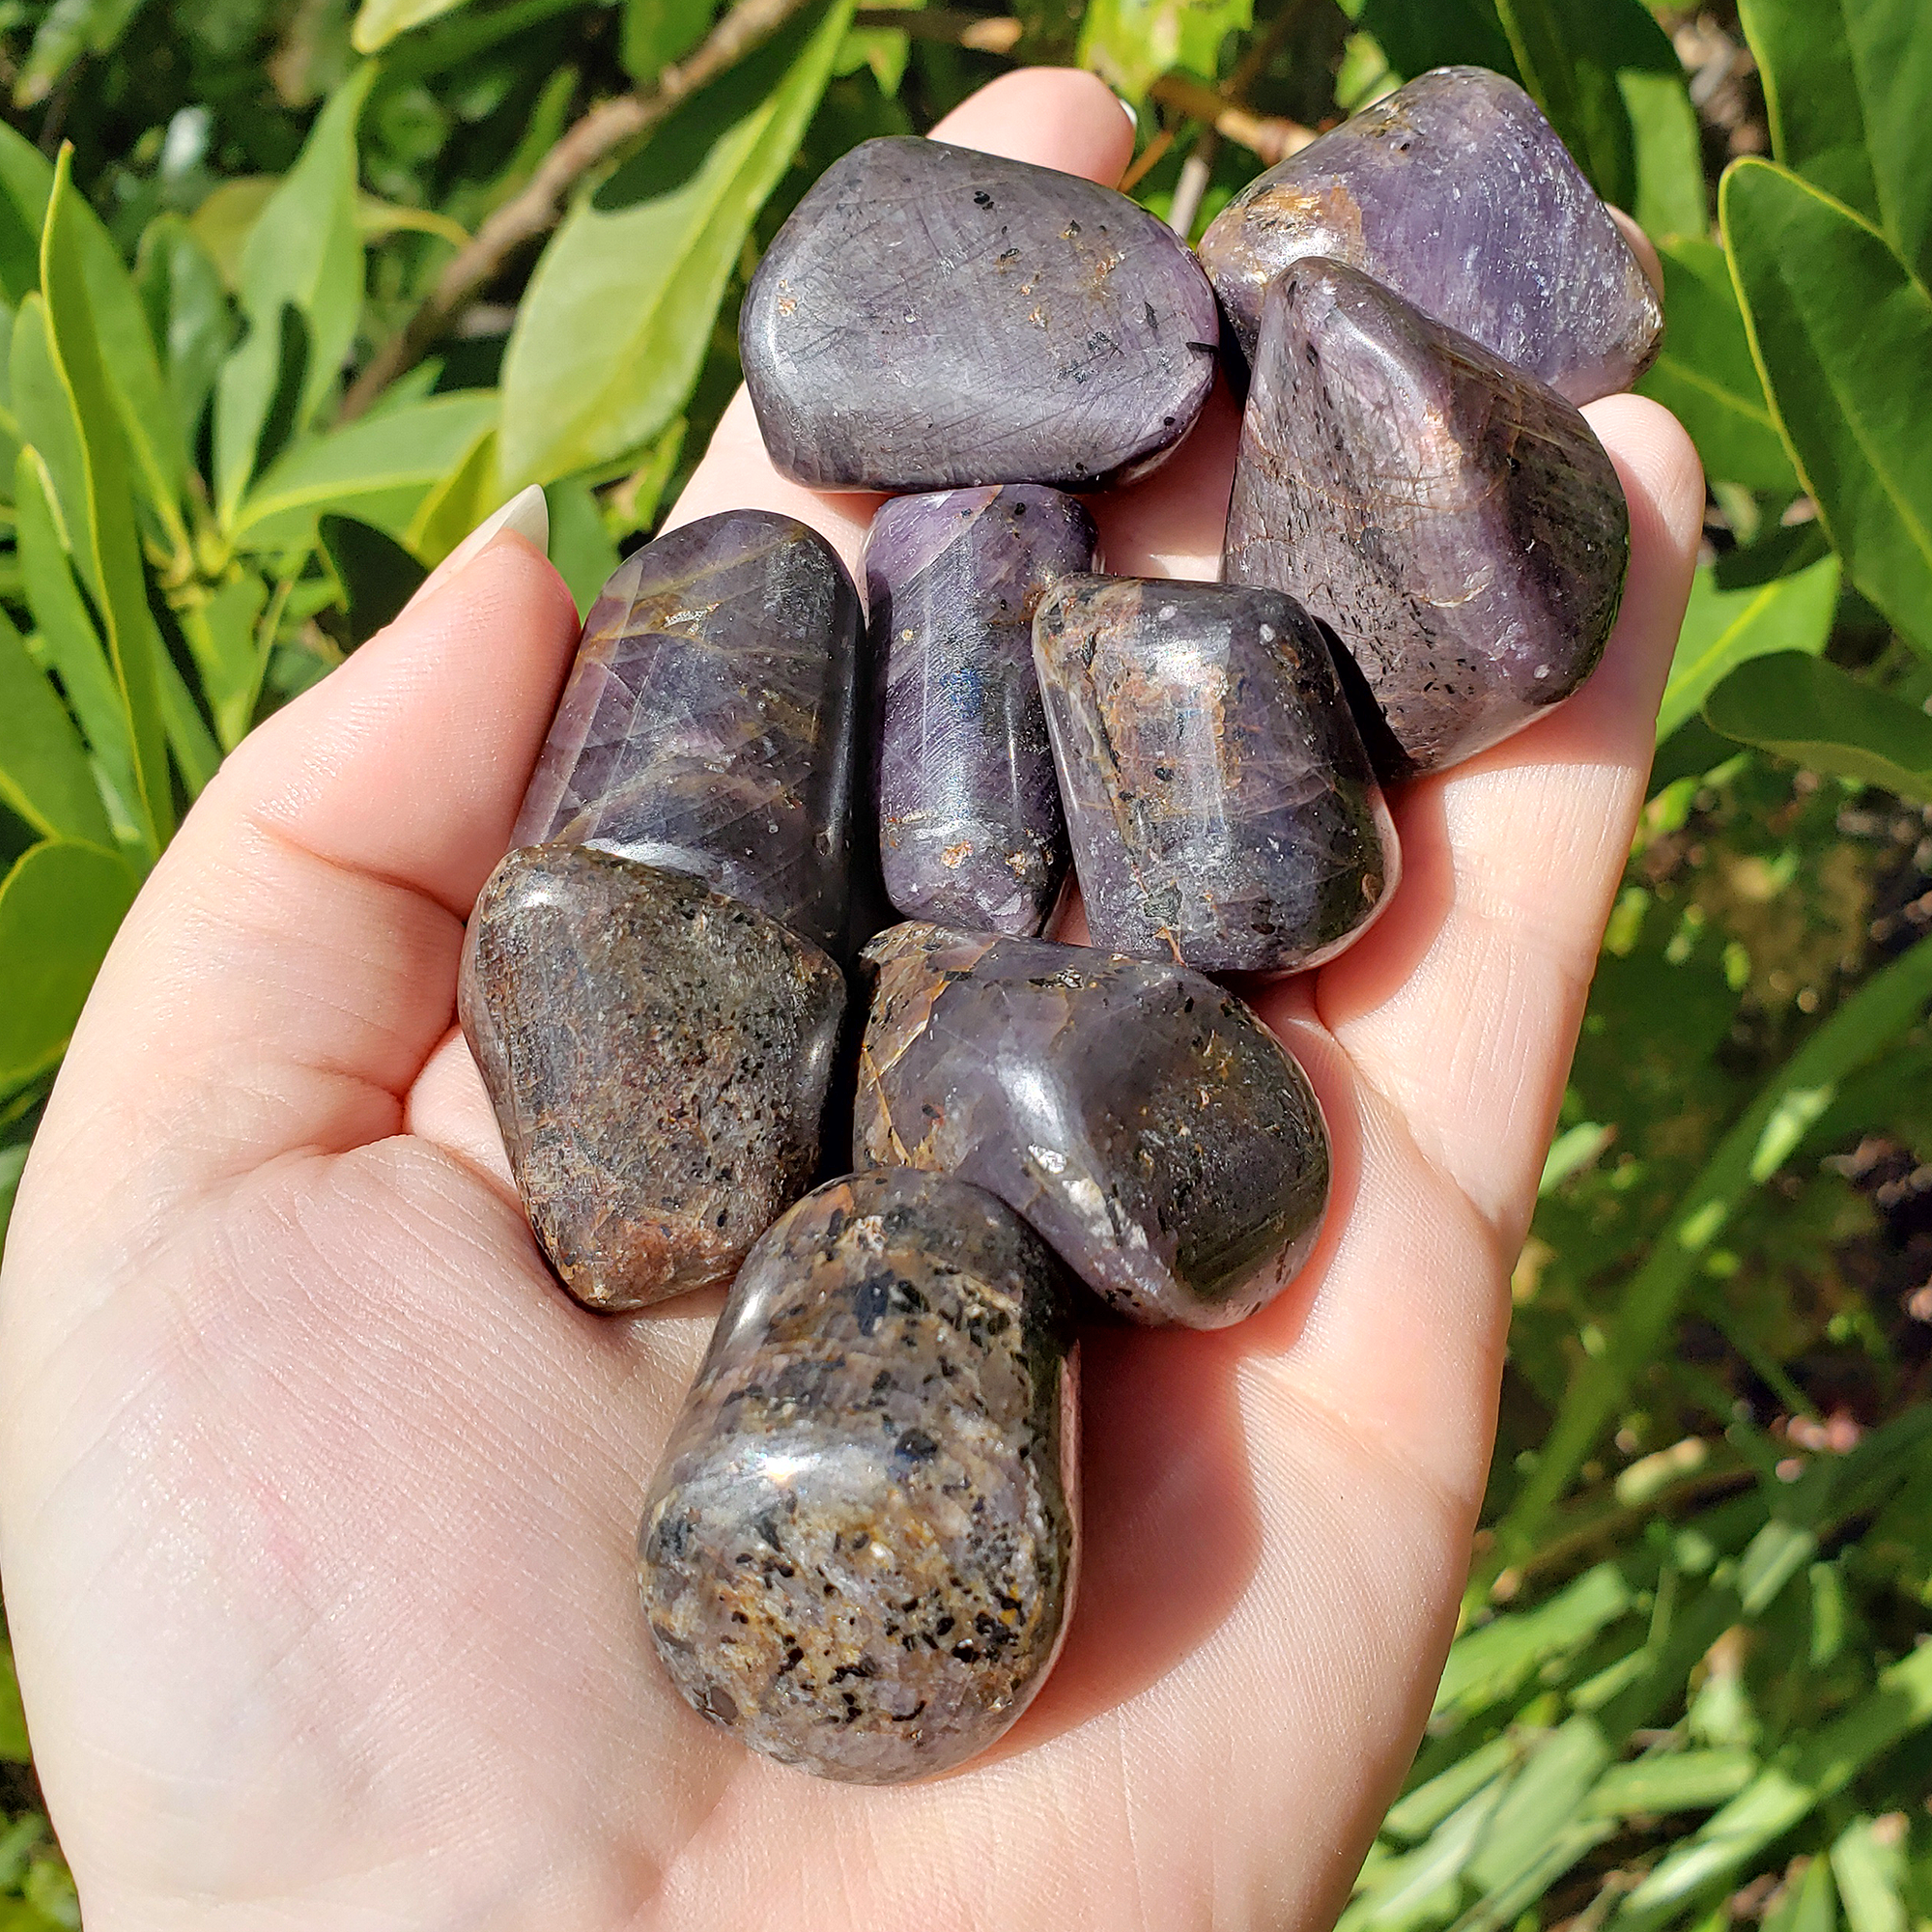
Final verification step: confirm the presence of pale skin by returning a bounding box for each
[0,69,1702,1931]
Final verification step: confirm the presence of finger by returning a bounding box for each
[1285,395,1705,1250]
[663,68,1139,573]
[21,536,580,1244]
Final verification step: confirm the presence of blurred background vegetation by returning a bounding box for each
[0,0,1928,1920]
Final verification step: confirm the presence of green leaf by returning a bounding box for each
[1638,236,1800,494]
[233,389,498,551]
[214,64,378,523]
[352,0,477,54]
[1356,1780,1511,1929]
[1765,1857,1838,1932]
[1384,1735,1520,1843]
[1436,1564,1634,1720]
[1833,1818,1910,1932]
[1722,159,1932,658]
[1658,554,1839,743]
[1358,0,1520,84]
[1077,0,1252,99]
[1492,928,1932,1576]
[1587,1748,1758,1817]
[0,123,190,555]
[545,474,619,617]
[1466,1717,1612,1893]
[319,514,425,647]
[1737,0,1932,287]
[137,213,234,452]
[0,601,110,844]
[1703,652,1932,803]
[1619,67,1706,242]
[14,0,156,107]
[624,0,717,82]
[497,0,853,493]
[9,298,91,580]
[1617,1643,1932,1926]
[40,150,173,852]
[0,838,140,1094]
[14,446,135,828]
[178,570,269,749]
[155,639,220,796]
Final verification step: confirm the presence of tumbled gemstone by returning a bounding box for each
[740,137,1219,492]
[1033,574,1399,973]
[511,509,862,954]
[639,1167,1077,1784]
[1223,259,1629,778]
[855,923,1330,1327]
[1197,66,1662,404]
[459,846,845,1312]
[865,486,1097,938]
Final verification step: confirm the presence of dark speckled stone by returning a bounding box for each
[459,845,845,1312]
[855,923,1330,1328]
[865,486,1097,937]
[639,1167,1077,1784]
[1222,260,1630,778]
[511,510,861,955]
[1198,66,1662,403]
[1033,574,1399,973]
[741,138,1219,492]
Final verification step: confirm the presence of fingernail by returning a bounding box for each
[404,484,550,613]
[1114,92,1138,131]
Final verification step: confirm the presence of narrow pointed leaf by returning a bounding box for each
[0,602,109,843]
[1722,160,1932,658]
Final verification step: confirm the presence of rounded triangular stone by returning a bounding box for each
[865,485,1097,937]
[460,846,846,1312]
[1222,259,1629,778]
[511,509,861,955]
[855,923,1330,1328]
[1198,66,1662,405]
[741,137,1219,492]
[1033,573,1399,972]
[639,1167,1077,1784]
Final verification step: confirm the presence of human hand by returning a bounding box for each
[0,68,1701,1930]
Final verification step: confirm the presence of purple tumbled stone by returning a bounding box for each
[740,137,1219,492]
[639,1167,1077,1784]
[855,923,1330,1328]
[1222,259,1630,778]
[1198,66,1662,405]
[1032,574,1399,974]
[460,846,845,1312]
[512,509,861,954]
[864,486,1097,938]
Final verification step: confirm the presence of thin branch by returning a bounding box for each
[1167,128,1218,239]
[341,0,812,421]
[1147,71,1313,167]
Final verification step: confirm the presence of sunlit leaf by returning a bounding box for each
[352,0,477,55]
[1077,0,1252,99]
[0,838,140,1094]
[1658,554,1839,743]
[497,0,852,492]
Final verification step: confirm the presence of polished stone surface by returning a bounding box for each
[460,846,845,1312]
[639,1167,1077,1784]
[1033,575,1399,972]
[1223,259,1629,777]
[866,486,1097,937]
[512,510,862,954]
[1198,66,1662,404]
[855,923,1330,1327]
[741,137,1219,492]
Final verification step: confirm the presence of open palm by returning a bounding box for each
[0,69,1701,1931]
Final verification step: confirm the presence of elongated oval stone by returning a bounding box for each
[865,486,1097,937]
[639,1167,1077,1784]
[855,923,1330,1327]
[1033,574,1399,973]
[1223,259,1629,778]
[1198,66,1662,403]
[511,510,862,955]
[460,845,845,1312]
[741,137,1219,492]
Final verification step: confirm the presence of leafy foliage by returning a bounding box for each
[0,0,1929,1918]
